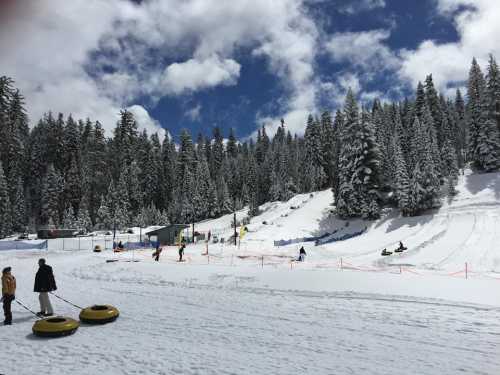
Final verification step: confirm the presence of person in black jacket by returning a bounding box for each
[34,259,57,317]
[298,247,306,262]
[178,243,185,262]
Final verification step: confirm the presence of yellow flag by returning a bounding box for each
[239,226,247,240]
[177,229,183,245]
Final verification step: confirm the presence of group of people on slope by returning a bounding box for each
[1,258,57,325]
[381,241,406,256]
[152,243,186,262]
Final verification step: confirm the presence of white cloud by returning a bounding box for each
[159,56,240,95]
[326,29,399,71]
[127,105,166,142]
[0,0,321,137]
[399,0,500,92]
[185,104,202,122]
[339,0,386,14]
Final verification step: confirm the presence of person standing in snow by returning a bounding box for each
[2,267,16,325]
[34,259,57,317]
[298,247,306,262]
[153,244,163,262]
[179,243,186,262]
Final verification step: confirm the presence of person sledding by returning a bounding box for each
[178,243,186,262]
[297,246,307,262]
[113,240,125,253]
[394,241,407,253]
[381,248,392,256]
[2,267,16,325]
[152,244,163,262]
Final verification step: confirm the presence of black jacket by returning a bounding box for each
[34,265,57,292]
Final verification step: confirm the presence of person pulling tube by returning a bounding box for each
[34,259,57,317]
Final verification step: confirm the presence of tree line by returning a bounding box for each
[0,56,499,238]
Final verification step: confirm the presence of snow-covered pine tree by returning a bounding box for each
[64,157,82,212]
[424,74,444,146]
[486,54,500,134]
[75,198,92,232]
[356,109,381,219]
[373,100,392,191]
[41,164,63,226]
[0,162,12,238]
[226,128,238,159]
[115,164,131,228]
[392,135,410,215]
[454,89,467,166]
[96,195,112,230]
[336,89,362,218]
[11,176,26,232]
[62,205,76,229]
[467,58,488,169]
[408,115,441,213]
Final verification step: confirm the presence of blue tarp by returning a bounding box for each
[0,240,48,251]
[274,231,337,247]
[314,227,366,246]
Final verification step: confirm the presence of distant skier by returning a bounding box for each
[2,267,16,325]
[34,259,57,317]
[179,243,186,262]
[298,246,306,262]
[152,244,163,262]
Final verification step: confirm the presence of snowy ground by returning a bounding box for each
[1,171,500,374]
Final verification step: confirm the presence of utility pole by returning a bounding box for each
[233,197,237,246]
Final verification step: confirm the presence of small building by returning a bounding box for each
[145,224,189,246]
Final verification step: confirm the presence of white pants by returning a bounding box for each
[39,292,53,314]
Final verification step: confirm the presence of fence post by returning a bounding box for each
[465,262,468,279]
[400,265,402,274]
[340,257,343,271]
[208,255,210,264]
[261,255,264,268]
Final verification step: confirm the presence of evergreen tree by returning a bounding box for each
[96,195,112,230]
[62,205,76,228]
[0,162,12,238]
[41,164,63,226]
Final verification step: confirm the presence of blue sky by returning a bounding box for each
[0,0,497,140]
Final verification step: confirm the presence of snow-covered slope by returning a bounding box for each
[194,169,500,276]
[2,171,500,375]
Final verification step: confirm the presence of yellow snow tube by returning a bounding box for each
[79,305,119,324]
[32,316,80,338]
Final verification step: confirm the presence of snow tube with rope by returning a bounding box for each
[32,316,80,337]
[79,305,119,324]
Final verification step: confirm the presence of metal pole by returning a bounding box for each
[233,211,237,246]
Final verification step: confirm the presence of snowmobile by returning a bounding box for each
[381,249,392,256]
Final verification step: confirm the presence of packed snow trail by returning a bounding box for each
[1,252,500,375]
